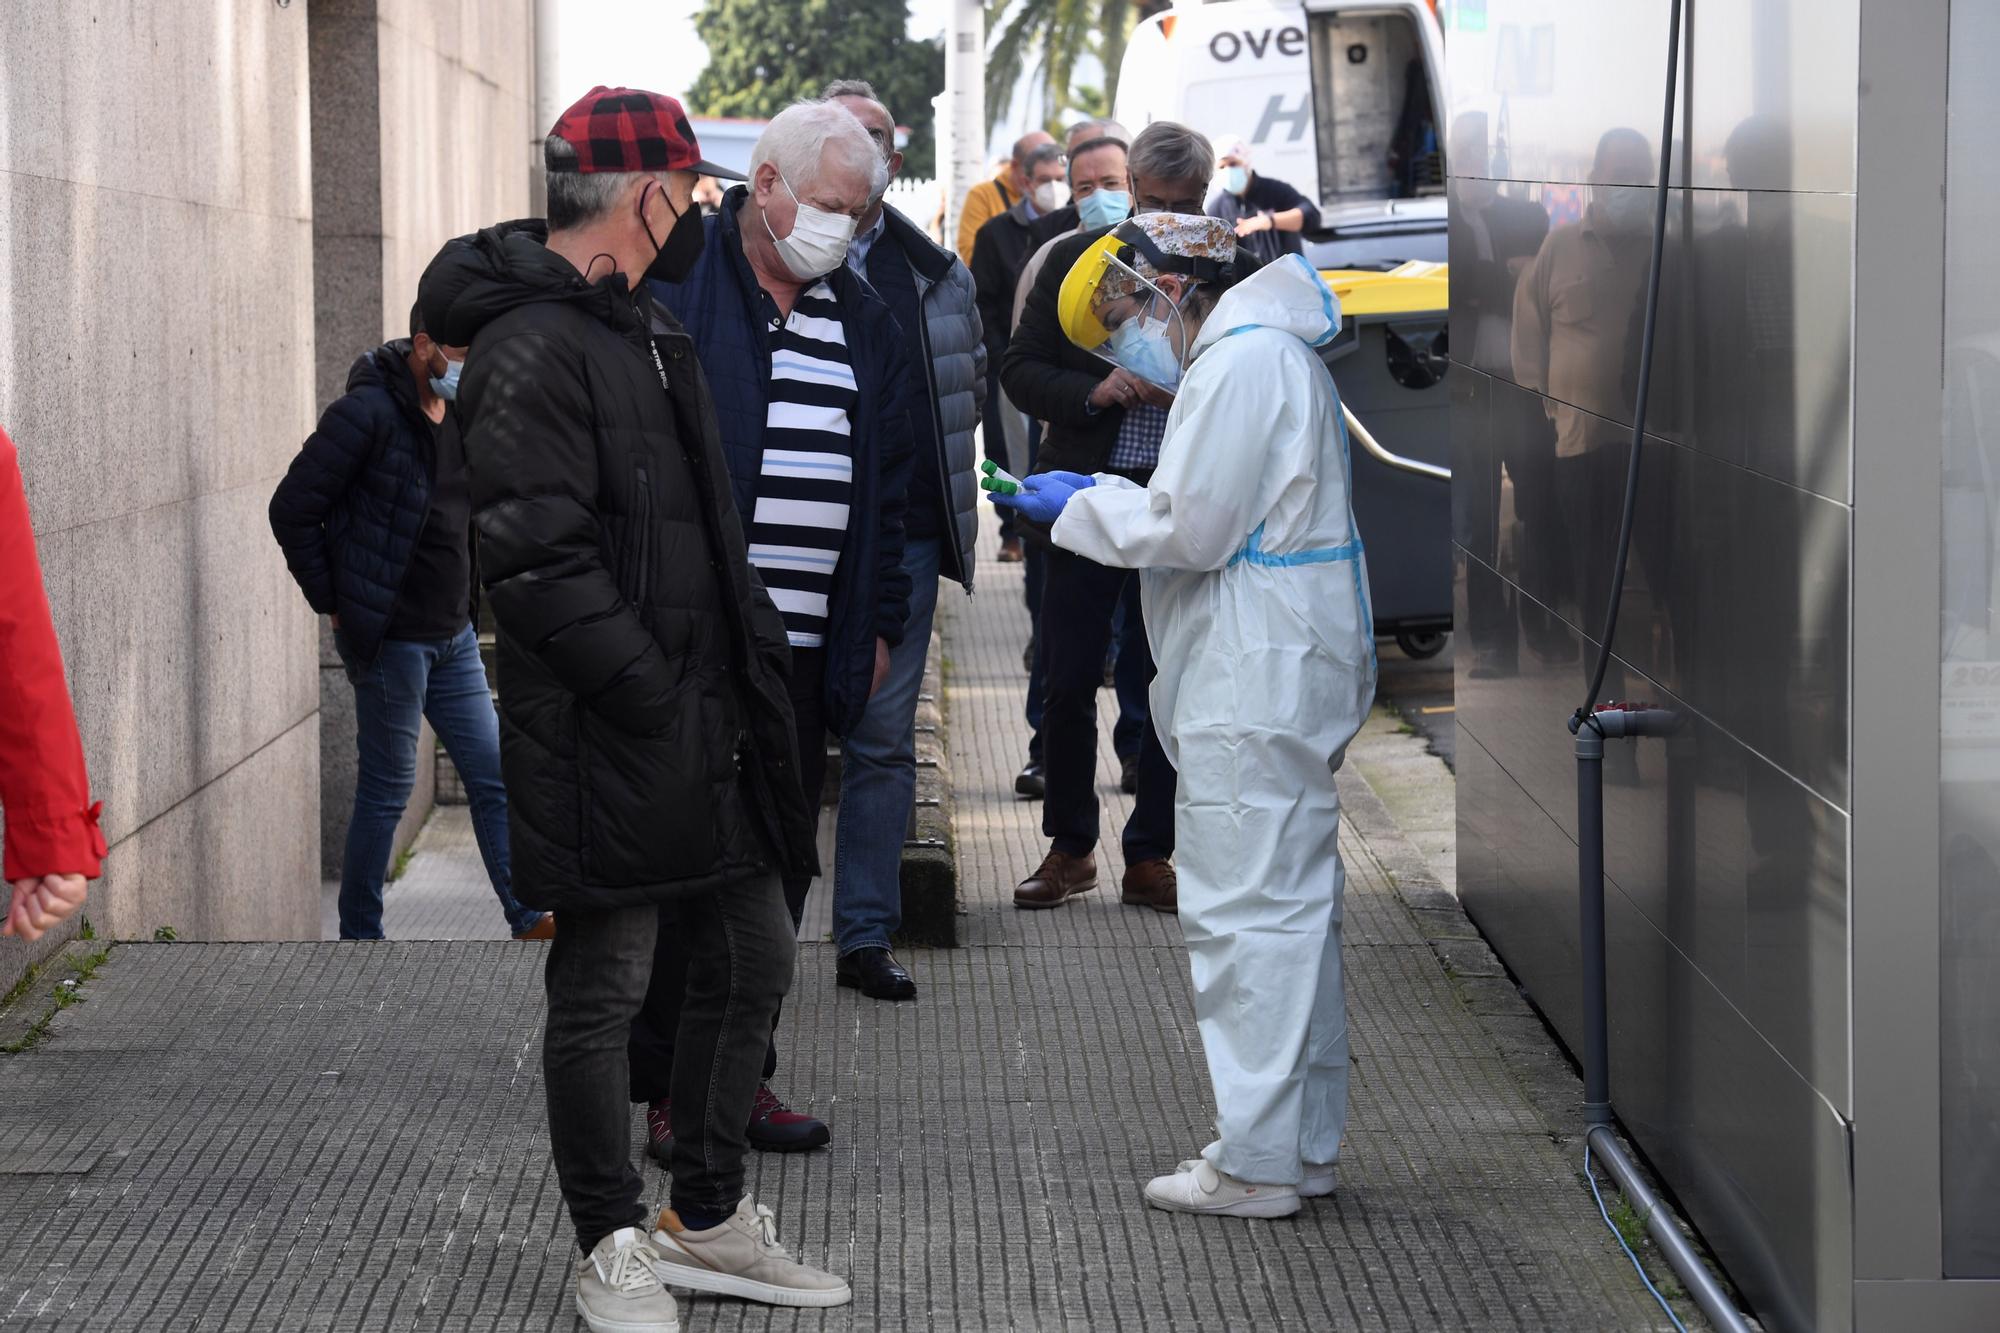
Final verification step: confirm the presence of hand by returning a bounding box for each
[870,637,891,699]
[1088,368,1156,412]
[1233,214,1270,238]
[986,470,1095,525]
[3,874,89,942]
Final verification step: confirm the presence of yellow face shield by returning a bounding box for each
[1060,243,1195,389]
[1056,231,1128,352]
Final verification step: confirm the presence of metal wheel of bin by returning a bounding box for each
[1395,629,1447,660]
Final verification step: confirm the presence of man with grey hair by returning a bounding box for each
[819,79,986,1002]
[416,86,846,1330]
[630,98,917,1151]
[1000,120,1264,918]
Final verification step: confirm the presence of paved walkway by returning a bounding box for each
[0,520,1683,1331]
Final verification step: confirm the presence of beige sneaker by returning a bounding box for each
[576,1226,681,1333]
[647,1198,852,1308]
[1145,1157,1301,1218]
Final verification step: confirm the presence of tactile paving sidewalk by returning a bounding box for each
[0,519,1672,1331]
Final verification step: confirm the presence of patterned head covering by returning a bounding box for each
[1058,213,1240,351]
[1092,213,1238,302]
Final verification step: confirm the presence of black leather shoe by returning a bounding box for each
[837,946,918,1001]
[1015,761,1045,799]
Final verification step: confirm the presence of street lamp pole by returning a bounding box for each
[942,0,986,247]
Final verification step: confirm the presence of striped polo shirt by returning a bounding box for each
[747,279,857,648]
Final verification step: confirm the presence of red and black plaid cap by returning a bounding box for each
[545,86,745,181]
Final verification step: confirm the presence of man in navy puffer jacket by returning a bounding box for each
[269,308,546,942]
[630,101,916,1157]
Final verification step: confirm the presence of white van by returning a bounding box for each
[1114,0,1449,267]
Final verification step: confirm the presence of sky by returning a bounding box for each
[556,0,952,115]
[555,0,1030,157]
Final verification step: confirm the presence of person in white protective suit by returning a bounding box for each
[986,213,1377,1219]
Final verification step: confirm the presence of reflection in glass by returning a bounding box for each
[1940,0,2000,1279]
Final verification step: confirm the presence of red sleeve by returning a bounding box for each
[0,427,104,881]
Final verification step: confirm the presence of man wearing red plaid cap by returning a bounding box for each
[418,87,851,1330]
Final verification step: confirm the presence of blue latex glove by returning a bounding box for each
[985,470,1095,525]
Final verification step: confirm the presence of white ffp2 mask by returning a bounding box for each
[766,173,858,280]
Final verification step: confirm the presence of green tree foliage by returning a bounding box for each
[985,0,1168,133]
[690,0,947,176]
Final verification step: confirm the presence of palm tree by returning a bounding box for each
[985,0,1169,134]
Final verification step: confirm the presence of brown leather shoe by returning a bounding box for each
[1121,859,1178,914]
[511,913,556,941]
[1014,850,1097,909]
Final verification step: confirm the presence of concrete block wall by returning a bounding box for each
[307,0,535,882]
[0,1,320,965]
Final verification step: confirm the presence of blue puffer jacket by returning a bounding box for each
[268,342,448,665]
[650,189,916,738]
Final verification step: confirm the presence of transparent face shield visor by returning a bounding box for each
[1086,253,1197,392]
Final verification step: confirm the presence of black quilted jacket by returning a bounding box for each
[413,219,819,910]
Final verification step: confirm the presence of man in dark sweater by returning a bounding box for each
[1206,135,1321,265]
[269,306,547,942]
[972,141,1066,562]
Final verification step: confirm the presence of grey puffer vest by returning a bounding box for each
[878,205,985,589]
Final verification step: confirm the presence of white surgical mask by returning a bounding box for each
[766,172,858,280]
[429,356,462,402]
[1222,165,1249,195]
[1076,188,1130,230]
[1592,188,1653,236]
[1106,310,1186,391]
[1031,180,1069,214]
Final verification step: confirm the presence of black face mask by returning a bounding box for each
[641,182,706,284]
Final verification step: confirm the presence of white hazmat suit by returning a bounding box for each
[1049,254,1378,1185]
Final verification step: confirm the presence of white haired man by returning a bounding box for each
[820,78,986,1002]
[630,100,918,1155]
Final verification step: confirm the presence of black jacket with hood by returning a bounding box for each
[416,219,819,911]
[268,342,470,665]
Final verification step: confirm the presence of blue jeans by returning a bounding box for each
[334,623,538,939]
[832,536,943,954]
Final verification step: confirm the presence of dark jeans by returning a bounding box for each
[545,876,793,1251]
[1109,583,1150,761]
[1041,546,1176,863]
[1024,539,1048,764]
[630,648,825,1094]
[1025,537,1147,766]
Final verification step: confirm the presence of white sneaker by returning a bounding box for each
[1146,1157,1301,1218]
[648,1198,852,1308]
[576,1226,681,1333]
[1176,1147,1336,1198]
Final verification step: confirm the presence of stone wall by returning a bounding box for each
[307,0,536,882]
[0,1,320,971]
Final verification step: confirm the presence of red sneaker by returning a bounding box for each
[645,1098,673,1166]
[746,1083,830,1153]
